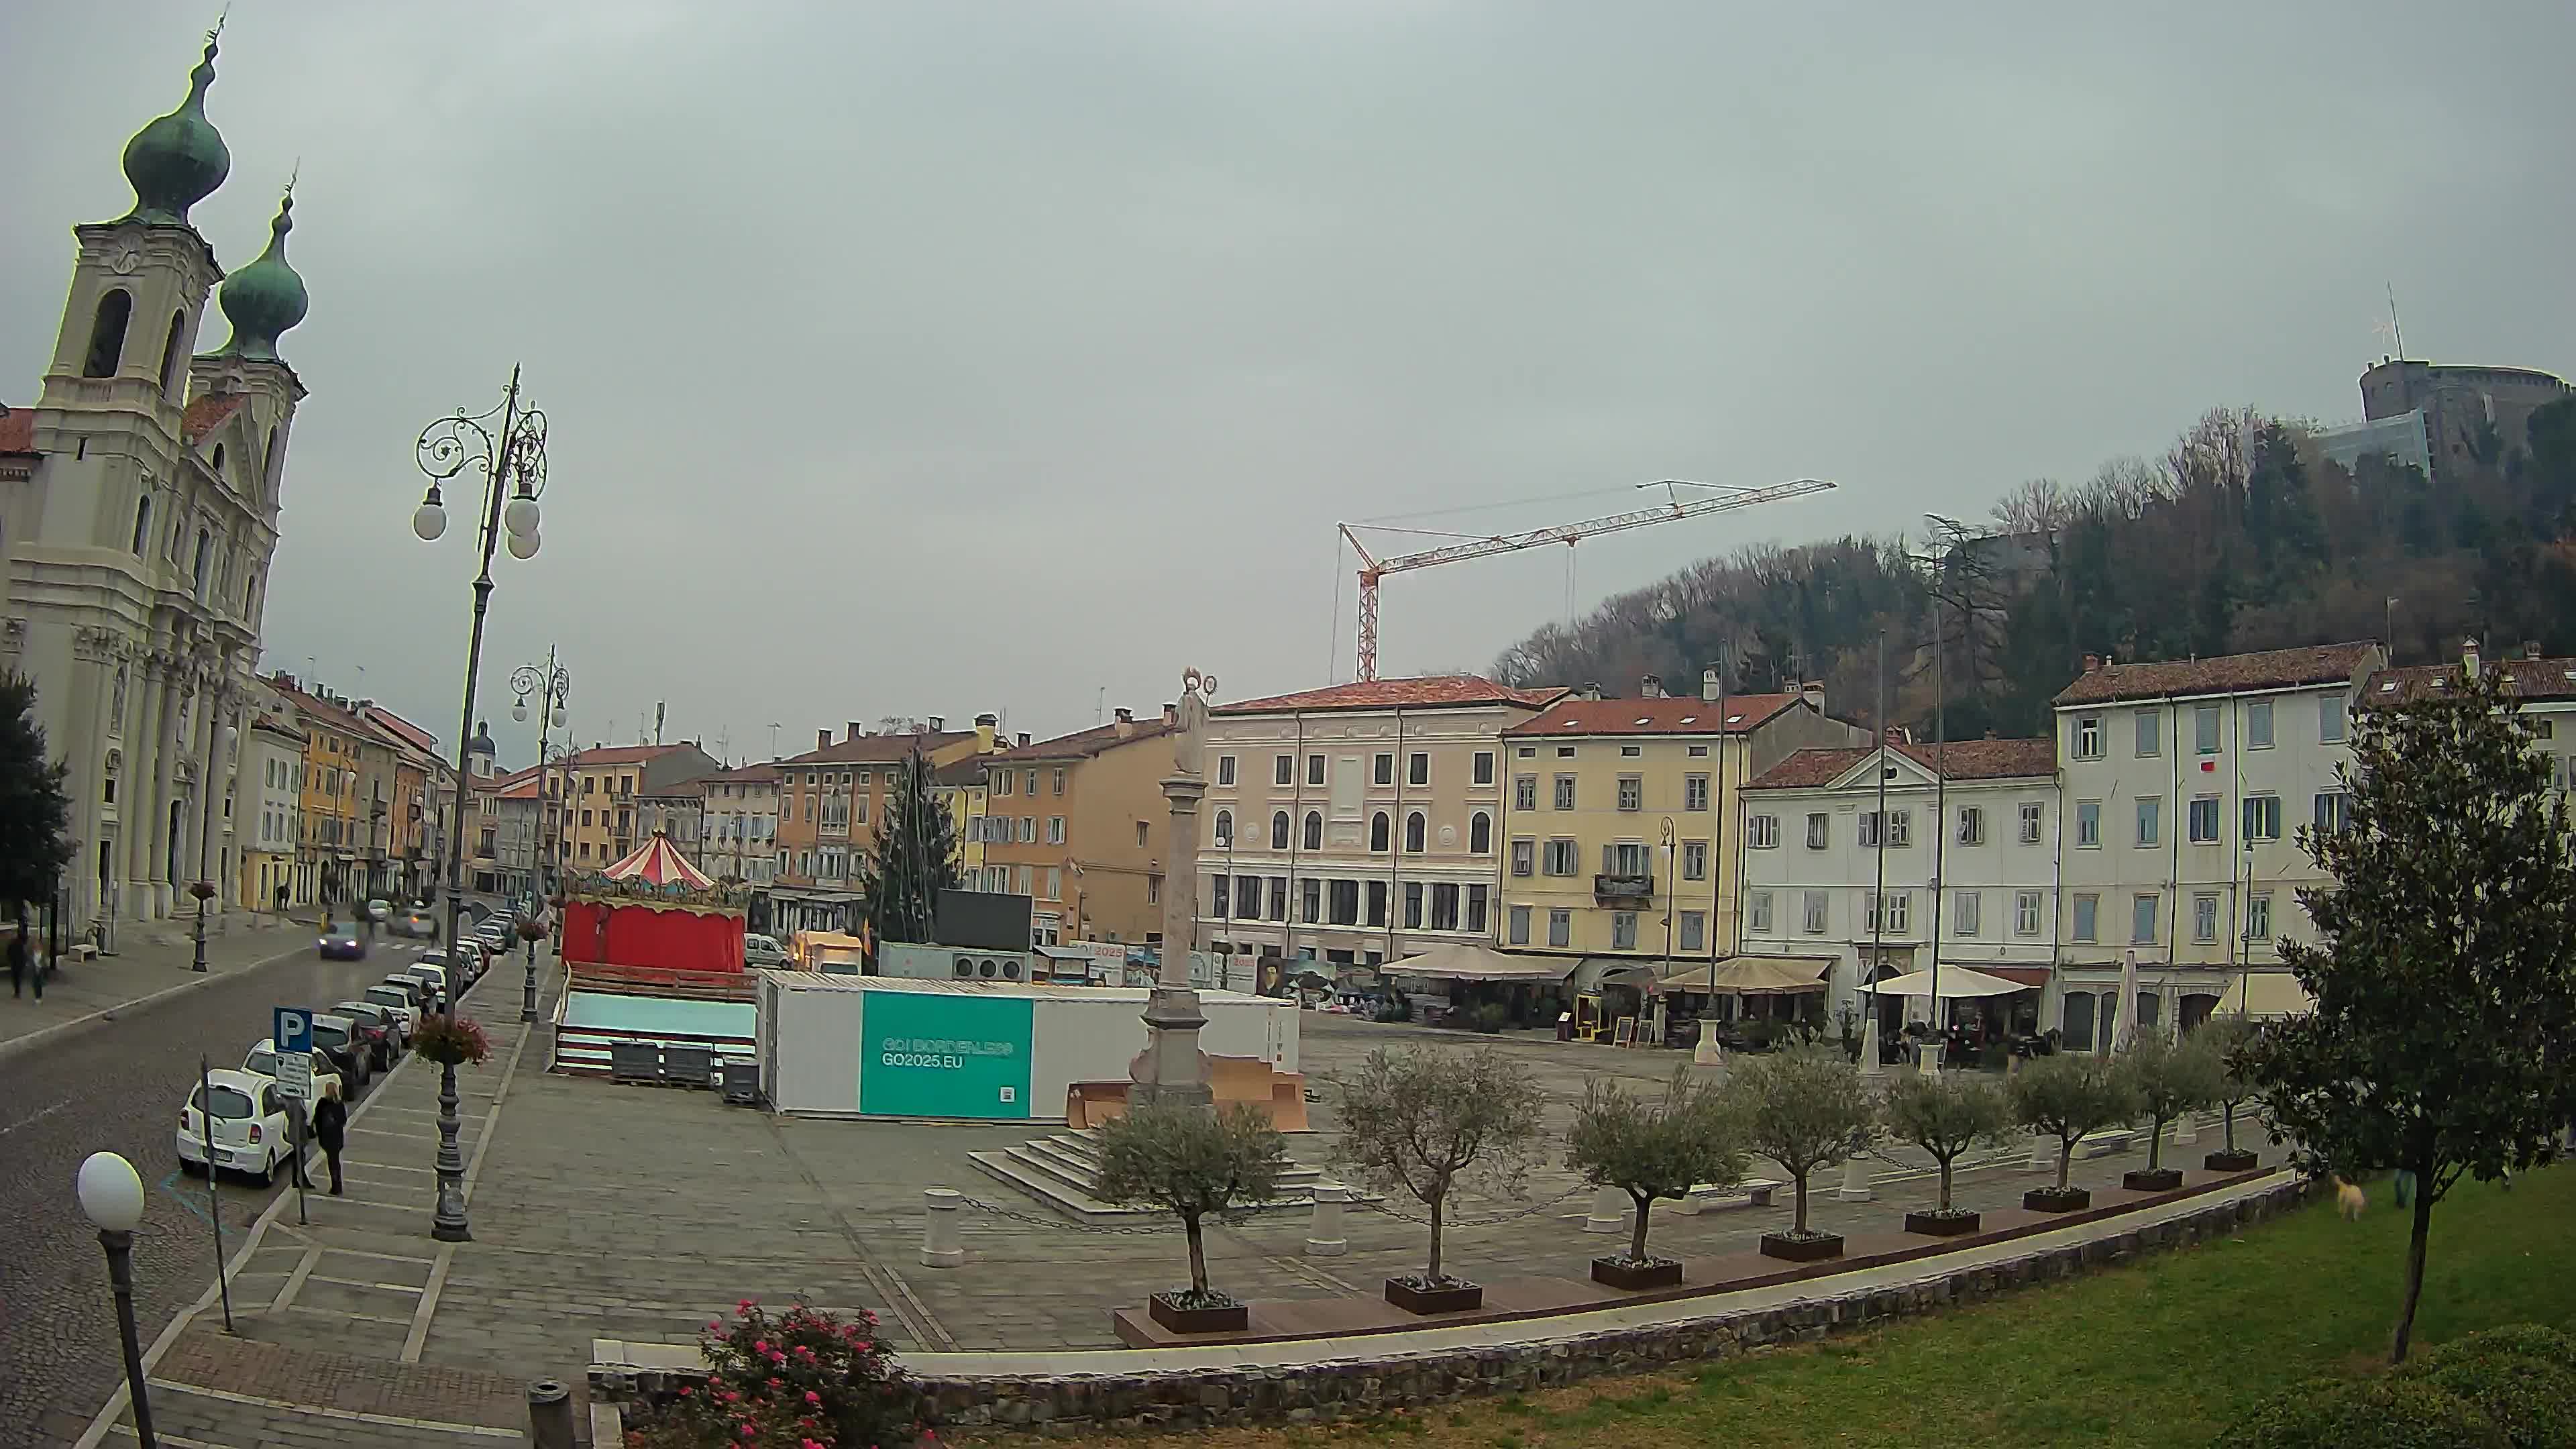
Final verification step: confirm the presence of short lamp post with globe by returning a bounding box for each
[411,368,549,1244]
[76,1151,157,1449]
[511,653,569,1024]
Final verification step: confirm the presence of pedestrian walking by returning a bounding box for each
[7,920,30,1000]
[313,1083,347,1196]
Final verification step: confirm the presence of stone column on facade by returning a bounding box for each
[129,658,172,919]
[1130,667,1216,1110]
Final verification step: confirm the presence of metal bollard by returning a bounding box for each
[527,1379,576,1449]
[1583,1185,1628,1232]
[1833,1154,1874,1202]
[920,1187,965,1269]
[1304,1183,1349,1256]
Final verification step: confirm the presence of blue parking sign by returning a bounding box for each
[274,1006,312,1055]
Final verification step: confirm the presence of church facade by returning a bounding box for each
[0,30,311,937]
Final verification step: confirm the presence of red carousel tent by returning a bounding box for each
[560,832,746,976]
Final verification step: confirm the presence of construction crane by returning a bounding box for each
[1338,477,1837,681]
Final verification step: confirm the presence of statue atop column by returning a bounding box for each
[1133,664,1219,1110]
[1171,667,1216,777]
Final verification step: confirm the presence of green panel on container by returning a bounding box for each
[859,991,1034,1119]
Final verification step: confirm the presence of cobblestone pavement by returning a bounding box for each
[65,995,2273,1446]
[0,920,470,1449]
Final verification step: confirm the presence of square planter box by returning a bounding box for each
[1146,1293,1247,1336]
[1591,1256,1684,1290]
[1904,1209,1982,1237]
[1383,1277,1483,1315]
[1759,1231,1844,1263]
[2024,1186,2092,1213]
[2123,1167,2185,1193]
[2204,1148,2261,1173]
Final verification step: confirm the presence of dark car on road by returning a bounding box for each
[333,1001,403,1071]
[307,1012,372,1093]
[318,922,366,960]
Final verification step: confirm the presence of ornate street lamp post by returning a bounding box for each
[76,1151,156,1449]
[511,652,569,1024]
[411,367,549,1243]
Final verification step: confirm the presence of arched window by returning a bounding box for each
[84,290,133,378]
[1370,811,1390,853]
[1302,810,1322,851]
[1470,810,1492,854]
[244,570,259,615]
[1405,811,1427,853]
[211,443,225,475]
[262,425,282,496]
[129,495,152,555]
[193,527,212,590]
[1270,810,1289,850]
[1213,809,1232,847]
[158,310,187,394]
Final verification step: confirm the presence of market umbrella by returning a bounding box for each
[2111,949,2140,1053]
[1861,965,2026,999]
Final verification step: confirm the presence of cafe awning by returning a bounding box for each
[1385,943,1578,983]
[1864,965,2029,999]
[1599,956,1832,994]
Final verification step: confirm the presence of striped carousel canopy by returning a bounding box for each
[598,831,714,890]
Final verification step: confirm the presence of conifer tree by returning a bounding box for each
[861,745,959,946]
[0,671,75,914]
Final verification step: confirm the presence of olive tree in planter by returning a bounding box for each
[1094,1102,1289,1334]
[2196,1015,2265,1172]
[2008,1051,2138,1212]
[1565,1067,1746,1289]
[1884,1069,2015,1236]
[1723,1042,1878,1262]
[2116,1029,2223,1191]
[1330,1046,1546,1313]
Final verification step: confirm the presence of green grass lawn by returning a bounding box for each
[1029,1165,2574,1449]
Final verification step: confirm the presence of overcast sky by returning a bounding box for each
[7,1,2571,765]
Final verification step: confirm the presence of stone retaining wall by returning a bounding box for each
[606,1177,2315,1436]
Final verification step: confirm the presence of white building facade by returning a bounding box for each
[240,710,303,912]
[2,35,309,935]
[1191,677,1564,971]
[700,763,781,887]
[2051,642,2383,1044]
[1738,739,2060,1038]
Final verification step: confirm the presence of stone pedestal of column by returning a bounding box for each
[1859,1014,1884,1077]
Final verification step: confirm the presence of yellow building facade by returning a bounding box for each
[1497,677,1866,973]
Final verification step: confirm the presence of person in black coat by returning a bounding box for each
[313,1083,348,1195]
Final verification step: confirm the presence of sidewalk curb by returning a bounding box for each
[0,939,313,1067]
[68,958,531,1449]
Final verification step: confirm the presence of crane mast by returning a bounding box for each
[1339,477,1836,681]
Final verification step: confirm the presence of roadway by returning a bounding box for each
[0,929,466,1448]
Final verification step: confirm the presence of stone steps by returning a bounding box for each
[967,1126,1334,1225]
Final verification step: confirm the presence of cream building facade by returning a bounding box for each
[2051,642,2383,1042]
[3,35,310,936]
[1191,676,1564,969]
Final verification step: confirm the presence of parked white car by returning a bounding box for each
[241,1039,343,1108]
[744,934,787,968]
[357,983,421,1035]
[177,1069,294,1184]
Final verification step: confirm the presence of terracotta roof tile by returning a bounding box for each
[1748,737,2056,790]
[568,743,691,767]
[1503,694,1805,737]
[989,718,1175,761]
[2052,643,2379,706]
[2365,655,2576,705]
[774,731,973,767]
[0,407,35,455]
[181,392,246,445]
[700,762,780,783]
[1216,676,1567,716]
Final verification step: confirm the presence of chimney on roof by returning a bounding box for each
[817,728,830,751]
[847,720,864,741]
[1114,707,1134,737]
[974,713,998,752]
[1016,732,1031,747]
[2083,653,2101,674]
[1801,680,1825,710]
[1582,682,1604,701]
[2526,640,2544,661]
[2463,636,2481,679]
[1701,667,1721,702]
[1640,674,1663,698]
[928,716,945,732]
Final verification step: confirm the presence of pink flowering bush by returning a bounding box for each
[627,1299,907,1448]
[411,1014,492,1067]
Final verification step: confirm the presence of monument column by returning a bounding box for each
[127,657,170,916]
[1130,667,1218,1110]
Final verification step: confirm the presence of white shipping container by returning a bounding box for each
[757,971,1298,1120]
